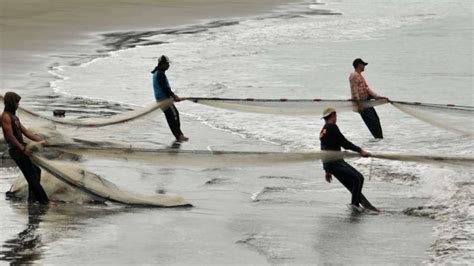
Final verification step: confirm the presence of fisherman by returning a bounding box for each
[151,55,189,142]
[1,92,49,205]
[320,107,380,212]
[349,58,389,139]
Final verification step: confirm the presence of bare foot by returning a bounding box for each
[372,207,382,213]
[48,200,60,207]
[364,207,382,214]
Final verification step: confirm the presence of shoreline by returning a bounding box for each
[0,0,299,92]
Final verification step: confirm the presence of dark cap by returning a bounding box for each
[352,58,368,68]
[158,55,171,64]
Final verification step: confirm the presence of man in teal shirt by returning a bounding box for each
[151,55,188,142]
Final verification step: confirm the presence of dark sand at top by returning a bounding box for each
[0,0,294,90]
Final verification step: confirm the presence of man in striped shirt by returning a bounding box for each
[349,58,389,139]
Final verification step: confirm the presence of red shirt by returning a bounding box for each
[349,72,379,101]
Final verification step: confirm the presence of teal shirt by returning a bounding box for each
[152,70,174,100]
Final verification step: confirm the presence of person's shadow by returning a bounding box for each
[0,204,49,264]
[168,140,182,149]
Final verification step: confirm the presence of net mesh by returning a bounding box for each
[48,141,474,167]
[30,152,191,207]
[391,102,474,136]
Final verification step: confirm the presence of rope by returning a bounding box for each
[369,157,373,181]
[390,100,474,111]
[186,97,383,103]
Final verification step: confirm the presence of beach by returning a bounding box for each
[0,116,436,264]
[0,0,294,90]
[1,0,472,264]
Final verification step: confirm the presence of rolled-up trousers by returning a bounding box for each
[323,160,375,209]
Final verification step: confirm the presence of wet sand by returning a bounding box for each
[0,112,436,264]
[0,0,294,89]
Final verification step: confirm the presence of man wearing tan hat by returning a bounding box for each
[320,107,380,212]
[349,58,389,139]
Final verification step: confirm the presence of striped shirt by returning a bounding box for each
[349,72,379,101]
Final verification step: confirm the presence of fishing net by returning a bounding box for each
[187,97,388,116]
[0,94,173,127]
[2,94,473,207]
[6,127,473,207]
[48,141,474,167]
[2,93,472,136]
[29,152,191,208]
[369,152,473,167]
[50,145,353,167]
[8,170,97,204]
[188,97,473,136]
[4,135,192,207]
[391,101,474,136]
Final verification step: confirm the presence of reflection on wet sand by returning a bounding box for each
[168,141,183,150]
[311,209,434,264]
[0,204,48,264]
[0,202,130,264]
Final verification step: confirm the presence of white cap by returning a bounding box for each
[321,107,336,119]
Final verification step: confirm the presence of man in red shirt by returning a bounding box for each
[349,58,389,139]
[1,92,49,204]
